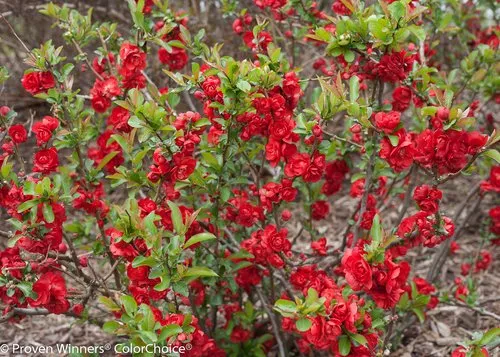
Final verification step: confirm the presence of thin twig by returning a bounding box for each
[255,287,287,357]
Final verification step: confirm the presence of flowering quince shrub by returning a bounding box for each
[0,0,499,356]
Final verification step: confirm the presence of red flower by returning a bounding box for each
[375,51,414,83]
[481,166,500,192]
[341,248,372,291]
[322,160,349,196]
[311,200,330,220]
[475,250,492,272]
[311,237,328,256]
[33,147,59,174]
[21,71,56,95]
[332,0,352,15]
[32,116,59,146]
[158,47,188,71]
[171,154,196,181]
[201,76,221,100]
[8,125,27,144]
[379,129,415,172]
[391,87,412,112]
[282,72,303,108]
[303,153,326,183]
[119,42,147,76]
[373,111,400,134]
[413,185,442,214]
[28,272,70,314]
[92,53,115,74]
[242,31,273,51]
[285,153,310,178]
[254,0,287,10]
[90,77,122,113]
[107,106,132,133]
[230,326,252,343]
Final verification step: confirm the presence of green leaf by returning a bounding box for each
[99,296,121,311]
[61,63,74,78]
[110,134,129,153]
[388,134,399,146]
[17,282,35,298]
[167,201,184,234]
[421,106,438,117]
[408,25,426,42]
[154,277,171,291]
[412,307,426,323]
[483,149,500,163]
[344,50,355,63]
[184,232,216,249]
[370,214,383,246]
[143,212,159,235]
[479,327,500,345]
[184,266,219,278]
[274,299,297,313]
[23,181,36,196]
[388,1,406,21]
[103,320,121,333]
[350,333,367,347]
[17,199,39,213]
[121,295,137,316]
[158,324,183,340]
[236,80,251,92]
[43,203,54,223]
[96,151,119,171]
[349,76,359,102]
[296,318,312,332]
[1,157,13,178]
[128,116,143,128]
[339,335,351,356]
[132,255,157,268]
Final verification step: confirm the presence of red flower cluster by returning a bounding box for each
[259,179,298,211]
[341,248,410,309]
[379,129,415,172]
[241,224,291,268]
[285,152,326,182]
[127,264,168,305]
[373,51,414,83]
[242,31,273,52]
[395,211,455,255]
[253,0,287,10]
[33,116,59,146]
[156,20,189,71]
[413,185,442,214]
[151,311,225,357]
[409,277,439,309]
[107,106,132,133]
[90,76,122,113]
[119,42,147,89]
[28,272,70,314]
[21,71,56,95]
[226,189,264,227]
[373,111,401,134]
[414,128,488,175]
[286,266,377,355]
[322,160,349,195]
[88,130,124,174]
[311,200,330,220]
[8,125,27,144]
[391,86,413,112]
[232,14,253,35]
[332,0,352,16]
[33,147,59,174]
[481,166,500,193]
